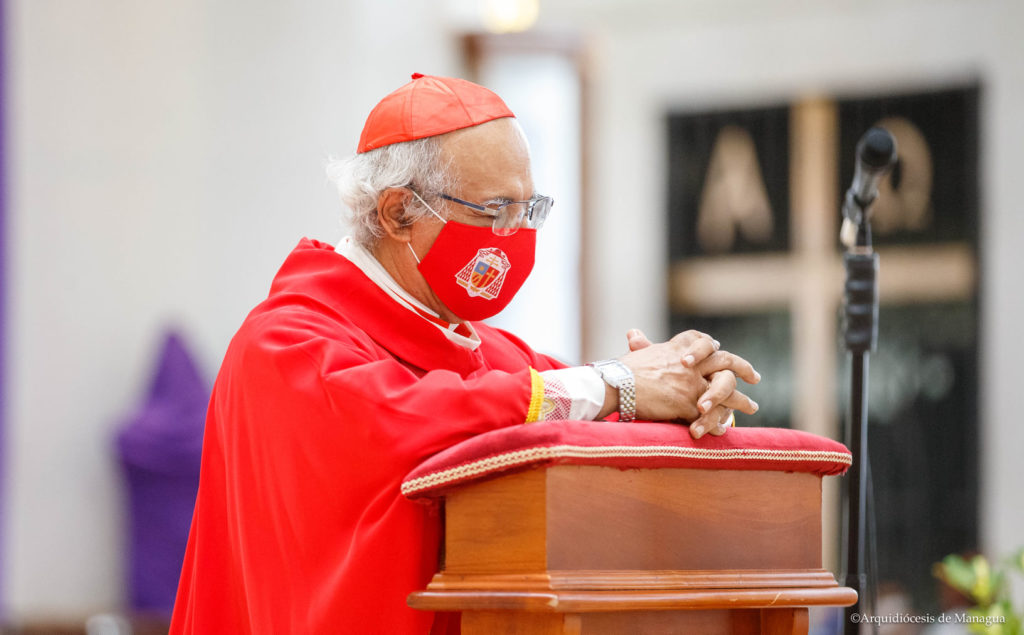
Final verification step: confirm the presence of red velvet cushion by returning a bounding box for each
[402,421,851,500]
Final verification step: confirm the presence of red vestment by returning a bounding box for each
[170,239,565,634]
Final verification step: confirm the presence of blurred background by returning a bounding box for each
[2,0,1022,632]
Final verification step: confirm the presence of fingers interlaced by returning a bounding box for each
[695,351,760,385]
[679,333,718,368]
[720,389,758,415]
[688,405,734,439]
[671,329,711,344]
[708,409,735,436]
[696,370,736,415]
[627,329,761,428]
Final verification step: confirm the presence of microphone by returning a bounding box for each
[840,127,897,249]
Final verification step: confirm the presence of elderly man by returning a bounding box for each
[171,74,759,634]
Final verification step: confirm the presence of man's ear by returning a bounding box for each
[377,188,414,242]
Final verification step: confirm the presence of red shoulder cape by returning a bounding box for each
[170,239,564,634]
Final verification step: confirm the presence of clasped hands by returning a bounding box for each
[602,329,760,439]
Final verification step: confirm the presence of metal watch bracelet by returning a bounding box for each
[588,359,636,422]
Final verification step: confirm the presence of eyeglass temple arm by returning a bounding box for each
[438,194,488,213]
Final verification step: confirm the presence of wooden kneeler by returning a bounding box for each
[402,421,857,634]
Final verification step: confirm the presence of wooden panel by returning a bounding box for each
[546,569,842,591]
[576,608,806,635]
[545,466,821,571]
[542,587,856,612]
[444,469,549,574]
[762,608,809,635]
[426,568,842,594]
[462,611,581,635]
[581,609,736,634]
[410,590,561,613]
[409,462,856,633]
[411,585,855,614]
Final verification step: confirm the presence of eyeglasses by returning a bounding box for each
[438,193,553,236]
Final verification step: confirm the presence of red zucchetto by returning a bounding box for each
[356,73,515,153]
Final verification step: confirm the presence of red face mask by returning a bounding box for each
[409,216,536,322]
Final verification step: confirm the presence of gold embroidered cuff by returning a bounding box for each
[525,368,545,423]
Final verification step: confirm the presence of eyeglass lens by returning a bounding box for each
[492,198,552,236]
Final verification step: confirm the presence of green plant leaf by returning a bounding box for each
[935,548,1023,634]
[971,555,995,605]
[937,554,980,598]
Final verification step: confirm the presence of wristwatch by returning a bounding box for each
[588,359,636,422]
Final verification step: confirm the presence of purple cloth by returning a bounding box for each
[116,331,208,614]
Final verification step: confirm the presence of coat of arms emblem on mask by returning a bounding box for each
[455,248,511,299]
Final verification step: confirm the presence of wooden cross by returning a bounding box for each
[668,98,976,569]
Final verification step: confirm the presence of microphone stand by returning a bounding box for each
[839,126,894,634]
[842,218,878,634]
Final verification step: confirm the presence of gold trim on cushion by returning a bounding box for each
[402,443,852,497]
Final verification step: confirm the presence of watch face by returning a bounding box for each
[597,361,630,387]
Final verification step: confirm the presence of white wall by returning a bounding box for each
[5,0,458,618]
[540,0,1024,562]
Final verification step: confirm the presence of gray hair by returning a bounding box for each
[326,137,455,248]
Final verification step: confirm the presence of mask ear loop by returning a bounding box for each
[410,190,447,223]
[407,190,447,264]
[407,242,422,264]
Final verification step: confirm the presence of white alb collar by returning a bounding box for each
[335,236,480,350]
